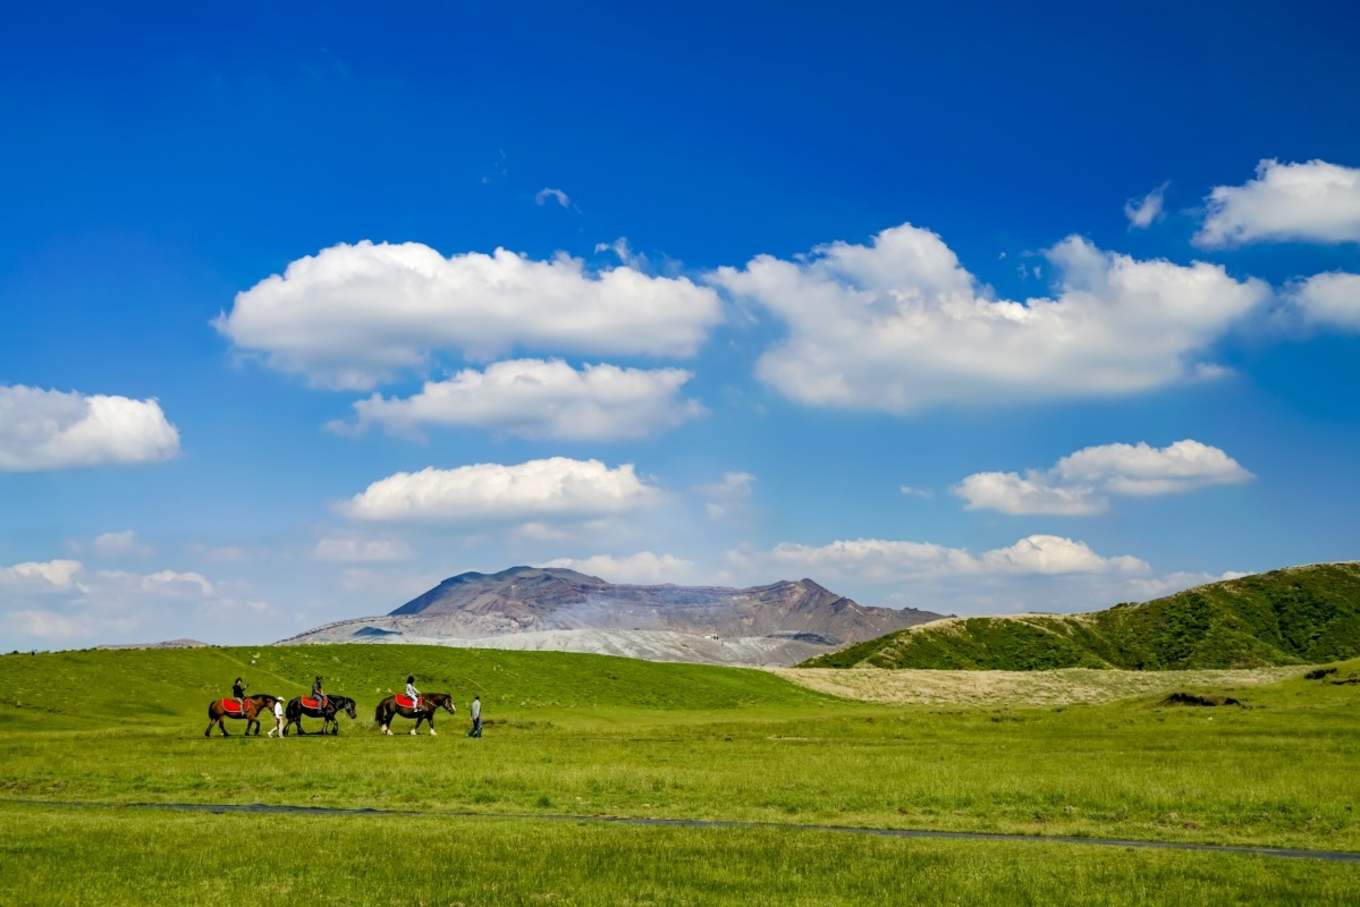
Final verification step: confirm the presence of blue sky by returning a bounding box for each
[2,2,1358,648]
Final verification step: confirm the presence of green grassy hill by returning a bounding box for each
[0,644,826,730]
[803,563,1360,670]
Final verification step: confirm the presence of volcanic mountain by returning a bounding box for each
[282,566,944,666]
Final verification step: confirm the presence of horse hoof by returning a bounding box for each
[409,729,417,736]
[430,729,437,736]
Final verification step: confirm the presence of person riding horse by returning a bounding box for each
[405,675,420,710]
[312,675,327,712]
[232,677,246,712]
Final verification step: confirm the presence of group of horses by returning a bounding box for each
[204,691,458,738]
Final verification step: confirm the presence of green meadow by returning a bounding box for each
[2,645,1358,904]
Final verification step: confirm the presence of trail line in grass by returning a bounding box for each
[7,798,1359,864]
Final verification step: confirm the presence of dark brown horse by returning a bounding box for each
[205,693,279,737]
[375,692,456,736]
[284,694,358,736]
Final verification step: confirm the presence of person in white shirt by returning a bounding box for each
[267,698,285,737]
[467,695,482,738]
[405,675,421,710]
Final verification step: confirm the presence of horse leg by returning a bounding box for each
[219,718,229,737]
[429,715,437,737]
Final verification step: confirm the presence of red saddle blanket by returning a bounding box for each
[220,698,249,715]
[395,694,419,709]
[300,696,326,709]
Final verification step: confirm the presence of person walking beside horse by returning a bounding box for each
[467,695,482,738]
[267,697,285,738]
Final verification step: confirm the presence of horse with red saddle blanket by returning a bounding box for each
[284,693,358,736]
[374,691,456,736]
[205,694,280,737]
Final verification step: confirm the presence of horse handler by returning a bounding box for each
[267,697,285,737]
[467,695,482,738]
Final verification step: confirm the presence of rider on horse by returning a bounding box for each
[406,675,421,710]
[312,675,327,712]
[232,677,247,711]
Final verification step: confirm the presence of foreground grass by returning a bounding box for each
[2,804,1356,906]
[3,660,1359,851]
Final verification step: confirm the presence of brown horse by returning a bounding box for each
[205,693,279,737]
[374,692,456,736]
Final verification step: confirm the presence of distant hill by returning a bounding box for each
[94,638,208,651]
[802,563,1360,670]
[282,566,943,666]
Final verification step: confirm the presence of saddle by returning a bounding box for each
[220,698,248,715]
[395,694,420,709]
[301,696,328,710]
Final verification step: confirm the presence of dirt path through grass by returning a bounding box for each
[11,798,1359,864]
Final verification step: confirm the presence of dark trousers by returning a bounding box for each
[468,716,482,738]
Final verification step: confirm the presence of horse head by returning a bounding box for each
[340,696,358,719]
[439,693,457,714]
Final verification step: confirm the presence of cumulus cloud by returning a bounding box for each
[1124,181,1169,229]
[1124,569,1249,601]
[709,225,1267,412]
[1284,272,1360,331]
[92,530,154,560]
[0,386,180,472]
[0,559,85,594]
[313,537,414,563]
[332,359,703,441]
[695,471,755,520]
[342,457,661,524]
[954,473,1103,516]
[594,237,648,270]
[1195,159,1360,247]
[535,187,571,208]
[544,551,695,585]
[1,559,262,647]
[216,241,723,389]
[954,439,1252,515]
[760,534,1148,581]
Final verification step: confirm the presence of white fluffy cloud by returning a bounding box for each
[92,530,154,560]
[696,471,756,520]
[313,536,414,563]
[954,439,1252,515]
[1124,570,1249,600]
[1285,272,1360,331]
[0,386,180,472]
[954,472,1104,516]
[333,359,703,441]
[709,225,1267,412]
[544,551,695,585]
[216,241,723,390]
[1124,181,1169,229]
[759,534,1147,581]
[1196,159,1360,247]
[535,187,571,207]
[1,559,262,647]
[0,559,84,594]
[342,457,661,524]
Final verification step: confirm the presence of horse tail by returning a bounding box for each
[374,700,386,724]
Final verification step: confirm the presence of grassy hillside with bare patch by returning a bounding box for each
[803,563,1360,670]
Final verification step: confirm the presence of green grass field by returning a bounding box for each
[2,645,1358,904]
